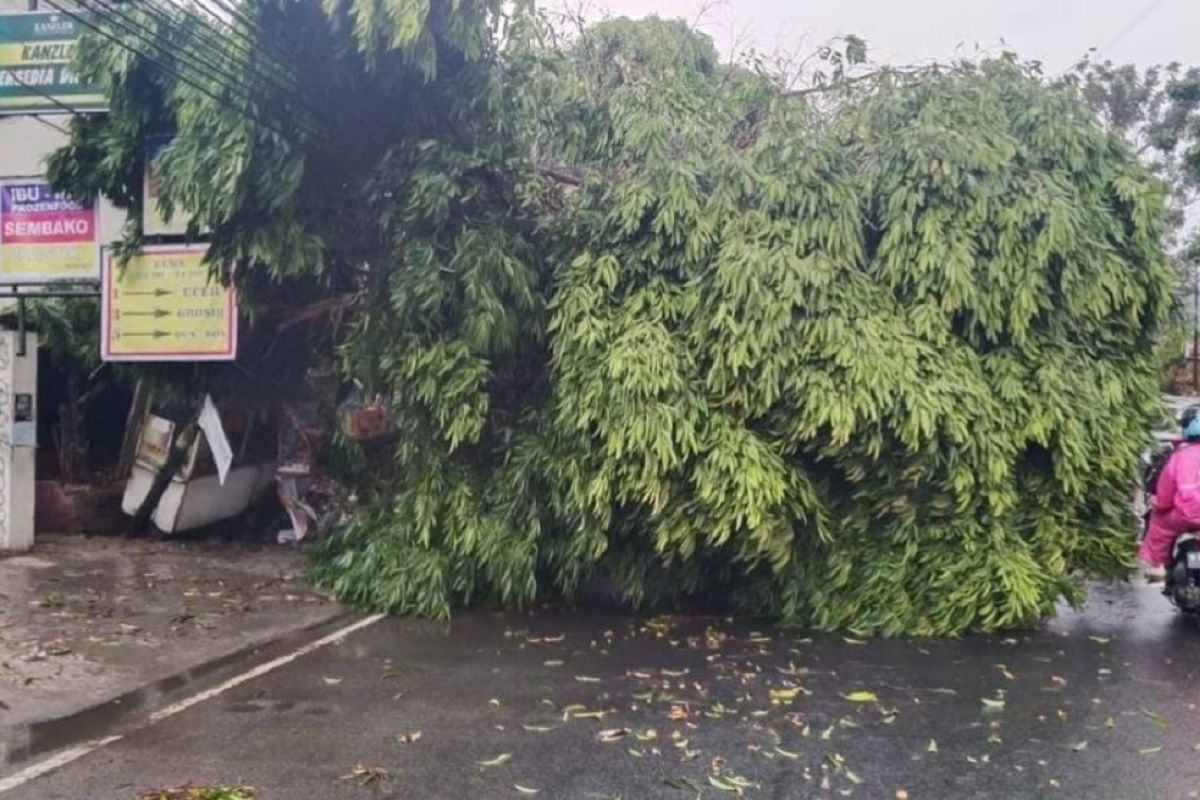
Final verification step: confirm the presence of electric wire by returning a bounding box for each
[102,0,319,135]
[43,0,307,140]
[144,0,301,95]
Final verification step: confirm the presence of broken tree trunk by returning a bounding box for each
[116,380,148,481]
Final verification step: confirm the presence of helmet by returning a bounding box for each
[1182,405,1200,441]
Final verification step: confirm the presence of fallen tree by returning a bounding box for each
[50,3,1174,634]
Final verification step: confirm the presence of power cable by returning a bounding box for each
[117,0,311,135]
[146,0,319,130]
[32,114,71,134]
[185,0,300,88]
[1099,0,1168,55]
[43,0,304,140]
[121,0,285,94]
[1,63,90,119]
[107,0,319,135]
[146,0,301,94]
[75,0,290,112]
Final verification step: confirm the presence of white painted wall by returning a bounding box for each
[0,115,125,246]
[0,331,37,552]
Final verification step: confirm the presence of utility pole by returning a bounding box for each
[1194,264,1199,393]
[26,0,37,10]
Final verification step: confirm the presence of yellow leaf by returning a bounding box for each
[843,690,877,703]
[708,774,738,792]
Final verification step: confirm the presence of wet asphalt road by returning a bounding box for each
[6,581,1200,800]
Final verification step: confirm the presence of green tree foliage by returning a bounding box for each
[1072,59,1200,248]
[1071,60,1200,376]
[50,5,1174,634]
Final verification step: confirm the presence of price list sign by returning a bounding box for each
[101,245,237,362]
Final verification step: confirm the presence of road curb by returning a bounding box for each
[0,607,357,770]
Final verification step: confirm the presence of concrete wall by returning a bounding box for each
[0,331,37,552]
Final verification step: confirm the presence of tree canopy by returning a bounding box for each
[1072,59,1200,251]
[48,2,1174,635]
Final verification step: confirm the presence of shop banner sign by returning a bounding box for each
[0,179,98,284]
[102,245,238,362]
[0,12,105,114]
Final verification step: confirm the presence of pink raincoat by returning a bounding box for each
[1140,443,1200,567]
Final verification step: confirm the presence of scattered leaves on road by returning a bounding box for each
[842,690,877,703]
[340,764,392,787]
[393,731,422,745]
[137,786,257,800]
[663,775,704,796]
[1141,709,1169,730]
[768,687,806,705]
[478,753,514,768]
[598,728,630,742]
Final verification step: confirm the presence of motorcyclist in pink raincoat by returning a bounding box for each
[1140,404,1200,582]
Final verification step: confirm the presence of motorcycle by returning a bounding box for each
[1143,441,1200,613]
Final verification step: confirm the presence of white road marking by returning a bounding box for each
[0,613,385,795]
[0,738,122,795]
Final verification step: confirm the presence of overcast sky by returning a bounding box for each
[554,0,1196,72]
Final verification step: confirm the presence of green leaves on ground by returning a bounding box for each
[137,787,257,800]
[842,691,878,704]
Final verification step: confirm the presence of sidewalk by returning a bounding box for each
[0,534,343,762]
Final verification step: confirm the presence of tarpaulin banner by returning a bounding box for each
[0,12,105,114]
[0,179,98,284]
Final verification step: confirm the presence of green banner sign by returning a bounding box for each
[0,12,105,114]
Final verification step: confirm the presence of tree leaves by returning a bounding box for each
[52,3,1174,638]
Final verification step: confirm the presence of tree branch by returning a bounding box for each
[540,165,583,187]
[785,66,930,98]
